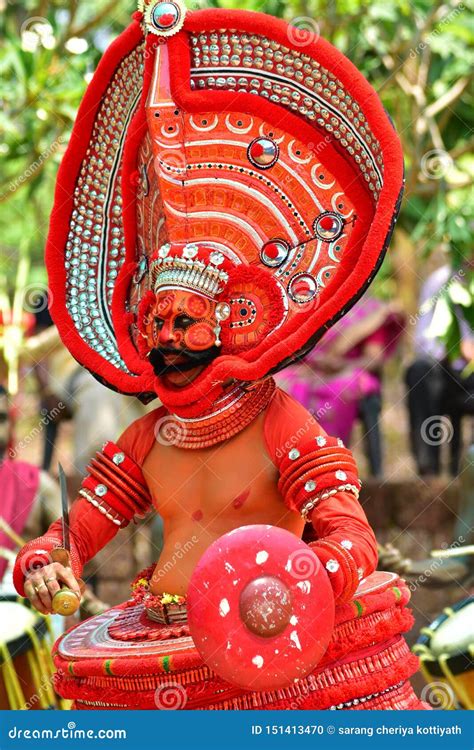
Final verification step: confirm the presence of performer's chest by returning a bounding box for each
[141,413,280,519]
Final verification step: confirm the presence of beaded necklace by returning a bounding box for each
[163,378,276,449]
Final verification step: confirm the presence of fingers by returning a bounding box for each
[44,576,61,597]
[24,562,82,614]
[53,564,82,598]
[24,579,51,615]
[27,572,53,611]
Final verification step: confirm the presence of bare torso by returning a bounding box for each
[142,410,304,596]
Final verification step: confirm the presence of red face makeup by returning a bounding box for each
[142,290,219,388]
[147,290,217,352]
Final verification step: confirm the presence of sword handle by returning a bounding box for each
[50,547,85,616]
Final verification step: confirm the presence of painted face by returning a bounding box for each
[144,290,219,387]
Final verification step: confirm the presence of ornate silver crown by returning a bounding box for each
[150,243,229,299]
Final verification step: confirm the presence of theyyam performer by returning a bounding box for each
[14,0,428,710]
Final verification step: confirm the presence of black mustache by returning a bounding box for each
[148,346,220,376]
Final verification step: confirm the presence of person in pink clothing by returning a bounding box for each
[277,297,405,476]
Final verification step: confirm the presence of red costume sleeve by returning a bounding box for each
[13,436,153,597]
[264,388,378,602]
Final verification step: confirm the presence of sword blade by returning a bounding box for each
[58,463,70,552]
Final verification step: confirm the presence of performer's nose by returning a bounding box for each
[158,319,177,346]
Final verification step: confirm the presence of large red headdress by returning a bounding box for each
[47,1,403,414]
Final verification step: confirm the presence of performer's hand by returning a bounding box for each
[24,562,82,615]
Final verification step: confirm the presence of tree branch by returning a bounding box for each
[424,77,470,118]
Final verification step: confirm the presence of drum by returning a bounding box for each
[53,570,427,710]
[0,595,62,709]
[414,597,474,710]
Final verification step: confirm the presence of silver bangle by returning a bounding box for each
[300,484,360,520]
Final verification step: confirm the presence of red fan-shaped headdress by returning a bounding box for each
[47,1,403,414]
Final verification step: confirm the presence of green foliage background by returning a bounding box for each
[1,0,472,353]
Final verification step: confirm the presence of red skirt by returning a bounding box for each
[52,571,428,710]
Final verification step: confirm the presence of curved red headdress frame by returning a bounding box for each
[46,4,403,414]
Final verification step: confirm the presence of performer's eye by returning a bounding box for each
[154,317,164,329]
[174,314,194,329]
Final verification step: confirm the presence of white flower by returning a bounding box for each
[158,244,171,258]
[209,251,224,266]
[183,244,198,259]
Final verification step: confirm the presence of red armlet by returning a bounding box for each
[13,440,153,597]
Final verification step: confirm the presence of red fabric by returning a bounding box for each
[102,441,149,486]
[278,437,359,513]
[50,568,424,710]
[309,539,359,602]
[13,442,152,597]
[13,497,118,596]
[116,406,166,466]
[264,388,378,601]
[0,460,39,581]
[53,629,420,710]
[335,574,412,624]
